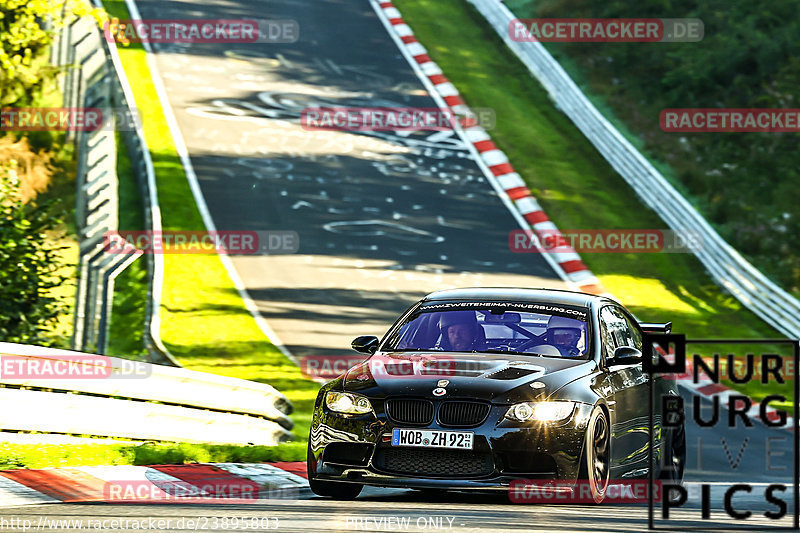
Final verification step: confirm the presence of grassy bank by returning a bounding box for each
[0,441,306,470]
[107,132,148,358]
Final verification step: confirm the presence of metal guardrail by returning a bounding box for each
[51,16,142,355]
[51,12,179,365]
[468,0,800,340]
[0,343,293,445]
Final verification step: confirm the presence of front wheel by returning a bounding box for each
[307,443,363,500]
[578,406,611,504]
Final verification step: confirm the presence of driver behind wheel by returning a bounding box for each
[546,315,583,356]
[437,311,486,351]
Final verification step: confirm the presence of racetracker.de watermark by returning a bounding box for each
[0,107,141,131]
[509,18,703,42]
[0,516,279,531]
[300,107,496,131]
[509,479,661,504]
[660,109,800,132]
[102,480,297,504]
[0,354,150,379]
[508,229,703,253]
[104,230,299,255]
[298,354,535,381]
[103,18,298,44]
[299,355,371,380]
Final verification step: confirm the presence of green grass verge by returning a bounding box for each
[107,131,148,358]
[100,0,320,445]
[0,441,306,470]
[391,0,790,404]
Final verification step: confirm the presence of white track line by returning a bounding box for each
[124,0,298,366]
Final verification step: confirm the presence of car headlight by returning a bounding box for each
[505,401,576,422]
[325,391,374,415]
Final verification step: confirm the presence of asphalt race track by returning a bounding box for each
[136,0,569,361]
[26,0,791,530]
[0,490,794,533]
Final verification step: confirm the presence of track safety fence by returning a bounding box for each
[50,10,178,364]
[468,0,800,341]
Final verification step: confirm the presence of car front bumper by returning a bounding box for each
[309,401,595,491]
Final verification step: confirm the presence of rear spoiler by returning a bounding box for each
[640,322,672,334]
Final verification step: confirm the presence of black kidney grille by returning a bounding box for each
[374,448,493,477]
[386,399,434,425]
[438,401,490,427]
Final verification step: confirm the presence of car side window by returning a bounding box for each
[618,311,643,352]
[606,307,643,352]
[606,307,633,349]
[598,307,618,362]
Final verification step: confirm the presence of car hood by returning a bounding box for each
[340,351,595,403]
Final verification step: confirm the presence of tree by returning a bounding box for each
[0,144,65,344]
[0,0,57,106]
[0,0,104,106]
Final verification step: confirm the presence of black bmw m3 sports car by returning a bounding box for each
[307,287,685,503]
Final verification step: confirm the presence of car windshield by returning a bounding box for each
[383,304,591,359]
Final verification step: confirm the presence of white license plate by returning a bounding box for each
[391,428,473,449]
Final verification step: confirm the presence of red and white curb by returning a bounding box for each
[0,462,308,507]
[371,0,607,298]
[371,0,793,431]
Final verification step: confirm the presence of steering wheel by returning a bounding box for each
[518,337,580,357]
[517,336,546,352]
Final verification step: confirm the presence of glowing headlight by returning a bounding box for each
[505,401,576,422]
[325,391,374,415]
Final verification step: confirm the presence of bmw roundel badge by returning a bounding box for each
[432,387,447,396]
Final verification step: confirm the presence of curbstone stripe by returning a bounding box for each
[376,0,606,296]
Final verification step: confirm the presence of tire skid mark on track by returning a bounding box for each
[371,0,607,297]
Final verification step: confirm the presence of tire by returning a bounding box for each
[306,443,363,500]
[578,406,611,504]
[659,421,686,485]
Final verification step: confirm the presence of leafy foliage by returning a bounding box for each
[0,0,106,106]
[509,0,800,295]
[0,156,66,344]
[1,0,108,344]
[0,0,57,106]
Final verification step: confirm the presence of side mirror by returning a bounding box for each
[351,335,379,354]
[608,346,642,366]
